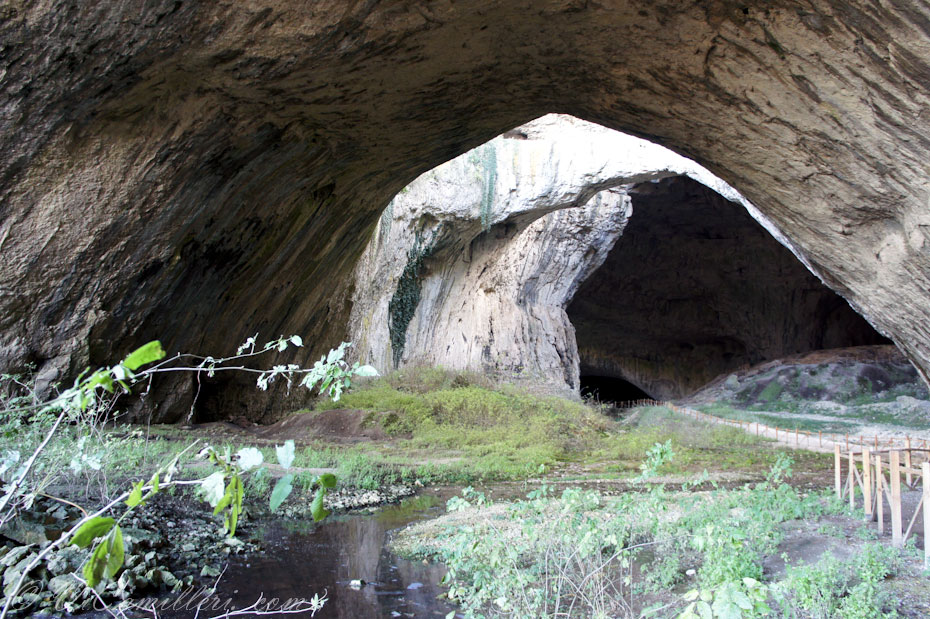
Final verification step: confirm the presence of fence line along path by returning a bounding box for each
[618,398,930,454]
[620,399,930,568]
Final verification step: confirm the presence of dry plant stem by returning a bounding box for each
[73,574,130,619]
[37,492,89,517]
[0,410,67,522]
[0,440,203,619]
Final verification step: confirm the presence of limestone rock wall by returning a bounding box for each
[3,2,930,419]
[349,116,764,392]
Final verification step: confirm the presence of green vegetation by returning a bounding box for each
[706,360,930,435]
[394,456,908,619]
[3,354,916,618]
[387,231,438,367]
[307,372,824,485]
[0,336,369,616]
[774,543,902,618]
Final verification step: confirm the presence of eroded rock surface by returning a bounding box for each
[349,116,751,393]
[3,2,930,419]
[351,118,889,398]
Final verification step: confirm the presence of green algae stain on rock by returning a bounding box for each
[388,230,437,368]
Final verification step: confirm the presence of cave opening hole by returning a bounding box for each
[367,113,893,406]
[579,375,653,406]
[566,175,891,402]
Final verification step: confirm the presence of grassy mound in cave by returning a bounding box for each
[297,368,825,485]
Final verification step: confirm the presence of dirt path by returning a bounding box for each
[635,400,930,454]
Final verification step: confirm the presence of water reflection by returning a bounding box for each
[208,493,455,618]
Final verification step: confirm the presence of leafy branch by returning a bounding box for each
[0,335,379,616]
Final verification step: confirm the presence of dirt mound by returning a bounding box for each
[683,345,930,434]
[689,345,921,406]
[253,409,391,443]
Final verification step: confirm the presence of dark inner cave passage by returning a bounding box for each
[580,375,652,404]
[568,176,890,401]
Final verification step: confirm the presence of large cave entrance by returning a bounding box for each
[567,176,890,401]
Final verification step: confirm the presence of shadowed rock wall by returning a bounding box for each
[3,2,930,420]
[569,177,889,400]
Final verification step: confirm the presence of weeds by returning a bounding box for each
[393,455,888,619]
[773,543,901,618]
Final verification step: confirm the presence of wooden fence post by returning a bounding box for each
[923,462,929,569]
[905,437,912,488]
[876,453,884,535]
[891,450,903,547]
[863,447,872,520]
[834,444,842,500]
[849,450,856,510]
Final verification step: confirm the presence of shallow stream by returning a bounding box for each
[204,491,457,618]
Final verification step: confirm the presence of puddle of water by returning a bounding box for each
[184,492,457,619]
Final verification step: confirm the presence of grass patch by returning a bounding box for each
[394,458,909,618]
[310,369,615,481]
[601,406,826,475]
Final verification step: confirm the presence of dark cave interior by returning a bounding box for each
[568,176,890,402]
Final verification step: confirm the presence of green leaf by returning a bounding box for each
[317,473,337,489]
[71,517,115,548]
[310,487,330,522]
[82,526,124,588]
[275,440,295,469]
[354,365,379,377]
[86,370,115,393]
[126,480,145,508]
[269,474,294,512]
[226,500,240,537]
[150,472,159,494]
[731,590,752,610]
[213,485,234,516]
[235,447,264,471]
[106,526,124,579]
[232,475,243,517]
[122,341,166,371]
[696,600,713,619]
[83,538,109,587]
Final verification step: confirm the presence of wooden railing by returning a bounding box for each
[616,399,930,567]
[834,444,929,567]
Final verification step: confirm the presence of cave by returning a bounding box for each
[579,375,652,405]
[568,176,891,401]
[4,3,930,422]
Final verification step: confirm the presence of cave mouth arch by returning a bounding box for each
[350,114,896,407]
[567,175,891,401]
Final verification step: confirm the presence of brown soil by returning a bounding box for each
[191,409,393,444]
[254,409,391,442]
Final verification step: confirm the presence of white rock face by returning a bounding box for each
[348,115,758,393]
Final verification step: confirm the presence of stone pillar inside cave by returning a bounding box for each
[567,176,890,402]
